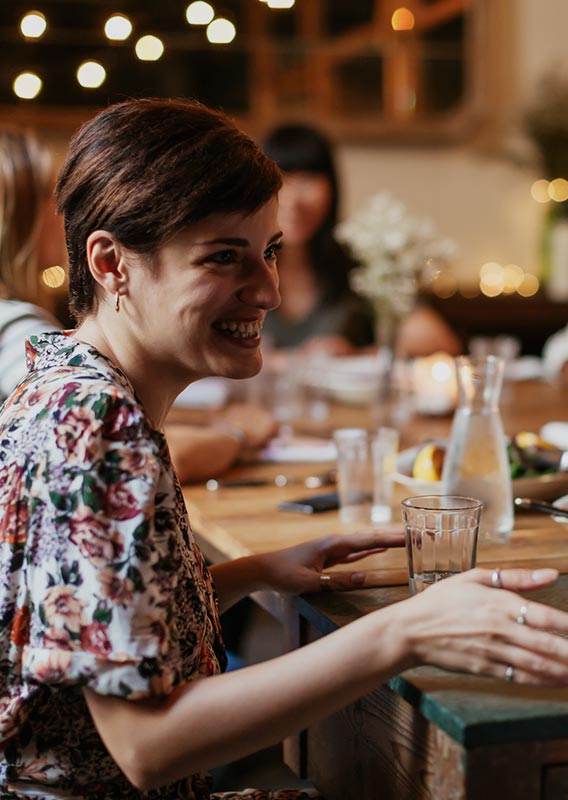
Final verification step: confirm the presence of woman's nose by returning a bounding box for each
[238,261,280,311]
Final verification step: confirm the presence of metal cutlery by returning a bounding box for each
[514,497,568,519]
[206,468,337,492]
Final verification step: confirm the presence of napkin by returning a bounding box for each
[259,436,337,463]
[174,378,229,409]
[505,356,544,381]
[540,422,568,450]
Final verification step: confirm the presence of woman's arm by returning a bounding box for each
[210,529,405,613]
[165,403,278,484]
[84,567,568,792]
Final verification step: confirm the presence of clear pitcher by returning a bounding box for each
[441,355,513,542]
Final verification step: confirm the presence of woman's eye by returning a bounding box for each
[208,249,238,265]
[264,241,283,261]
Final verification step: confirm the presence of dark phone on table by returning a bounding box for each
[278,491,339,514]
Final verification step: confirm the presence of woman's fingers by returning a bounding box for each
[464,566,559,591]
[321,528,405,564]
[318,570,370,591]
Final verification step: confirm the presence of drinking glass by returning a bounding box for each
[371,427,399,524]
[402,495,482,595]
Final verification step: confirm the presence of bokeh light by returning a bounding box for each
[104,14,132,41]
[502,263,524,294]
[77,61,106,88]
[517,273,539,297]
[206,18,236,43]
[266,0,295,8]
[41,265,66,289]
[391,7,415,31]
[20,11,47,39]
[530,179,550,203]
[135,35,165,61]
[186,2,215,25]
[13,71,42,99]
[549,178,568,203]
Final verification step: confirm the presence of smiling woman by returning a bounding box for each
[3,97,568,800]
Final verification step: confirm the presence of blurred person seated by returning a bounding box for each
[261,123,461,363]
[543,323,568,380]
[0,126,276,483]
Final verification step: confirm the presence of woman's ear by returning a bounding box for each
[85,230,127,296]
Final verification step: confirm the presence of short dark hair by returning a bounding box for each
[56,97,282,320]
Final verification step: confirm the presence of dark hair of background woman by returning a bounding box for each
[262,123,354,303]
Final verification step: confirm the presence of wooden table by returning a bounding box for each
[181,379,568,799]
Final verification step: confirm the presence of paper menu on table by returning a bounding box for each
[259,436,337,463]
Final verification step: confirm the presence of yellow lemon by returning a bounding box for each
[515,431,556,450]
[412,444,445,481]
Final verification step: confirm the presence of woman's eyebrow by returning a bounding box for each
[196,231,283,247]
[197,237,249,246]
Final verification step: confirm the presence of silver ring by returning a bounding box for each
[491,569,503,588]
[320,574,332,592]
[504,665,515,683]
[517,604,528,625]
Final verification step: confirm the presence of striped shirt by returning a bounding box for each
[0,300,60,403]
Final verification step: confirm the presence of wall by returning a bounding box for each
[336,0,568,284]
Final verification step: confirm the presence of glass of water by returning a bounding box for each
[401,495,483,595]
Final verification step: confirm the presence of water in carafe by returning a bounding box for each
[441,355,513,542]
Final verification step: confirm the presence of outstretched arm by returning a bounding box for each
[84,568,568,792]
[210,528,405,613]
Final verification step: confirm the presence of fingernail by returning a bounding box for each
[351,572,366,586]
[531,569,559,581]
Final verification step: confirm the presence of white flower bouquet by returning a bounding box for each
[335,192,456,322]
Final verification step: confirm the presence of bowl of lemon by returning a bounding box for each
[395,433,568,501]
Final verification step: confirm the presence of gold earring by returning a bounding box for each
[115,292,120,313]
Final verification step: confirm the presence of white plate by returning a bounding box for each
[304,355,390,405]
[396,445,568,502]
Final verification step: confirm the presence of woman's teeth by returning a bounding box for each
[214,320,262,339]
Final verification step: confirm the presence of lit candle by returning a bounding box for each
[413,352,457,415]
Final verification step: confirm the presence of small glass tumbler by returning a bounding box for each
[333,428,370,525]
[371,427,399,524]
[401,495,483,595]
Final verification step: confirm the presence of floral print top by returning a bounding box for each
[0,332,227,800]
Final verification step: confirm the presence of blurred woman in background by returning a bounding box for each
[0,128,63,401]
[262,123,461,359]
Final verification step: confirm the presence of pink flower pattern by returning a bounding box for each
[0,333,230,800]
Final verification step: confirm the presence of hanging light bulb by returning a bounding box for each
[266,0,295,7]
[77,61,106,89]
[206,18,236,44]
[104,13,133,41]
[13,72,42,99]
[20,11,47,39]
[135,35,165,61]
[186,2,215,25]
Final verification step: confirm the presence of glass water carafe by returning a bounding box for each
[441,355,513,542]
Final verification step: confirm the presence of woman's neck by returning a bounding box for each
[73,317,179,430]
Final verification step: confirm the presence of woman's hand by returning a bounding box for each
[394,567,568,686]
[256,527,405,594]
[213,403,278,450]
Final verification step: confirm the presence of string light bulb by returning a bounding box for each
[77,61,106,88]
[186,2,215,25]
[206,18,236,44]
[135,34,165,61]
[391,7,415,31]
[41,266,66,289]
[20,11,47,39]
[266,0,295,7]
[104,14,133,41]
[13,71,42,99]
